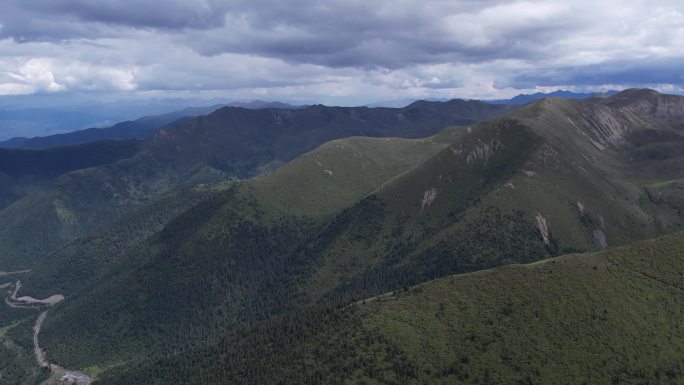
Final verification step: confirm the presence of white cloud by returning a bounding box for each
[1,56,137,94]
[7,58,65,92]
[0,82,35,96]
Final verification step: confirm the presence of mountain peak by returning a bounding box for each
[611,88,662,100]
[596,88,684,122]
[486,90,618,105]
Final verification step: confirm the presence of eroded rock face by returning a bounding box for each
[420,187,437,214]
[535,212,550,245]
[609,90,684,122]
[577,201,585,216]
[593,228,608,249]
[450,138,503,165]
[569,104,632,147]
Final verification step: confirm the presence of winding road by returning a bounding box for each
[0,270,92,385]
[8,281,64,307]
[2,274,91,385]
[33,312,49,367]
[34,311,92,385]
[0,269,31,277]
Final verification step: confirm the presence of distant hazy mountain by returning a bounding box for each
[365,98,448,108]
[366,91,620,108]
[0,99,306,144]
[486,90,619,104]
[226,100,307,109]
[0,108,112,141]
[0,105,225,149]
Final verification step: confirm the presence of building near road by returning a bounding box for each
[60,372,91,385]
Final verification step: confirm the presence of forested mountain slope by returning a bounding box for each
[103,229,684,385]
[4,90,684,385]
[0,100,510,269]
[23,90,684,380]
[0,139,140,209]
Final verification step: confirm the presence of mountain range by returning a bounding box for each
[0,101,305,150]
[0,99,511,269]
[485,89,620,104]
[366,90,622,108]
[1,89,684,385]
[0,105,223,149]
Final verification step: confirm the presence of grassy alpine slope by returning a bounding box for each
[301,88,684,304]
[0,100,509,269]
[100,229,684,385]
[31,129,466,368]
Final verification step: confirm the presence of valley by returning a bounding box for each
[1,274,90,384]
[1,89,684,385]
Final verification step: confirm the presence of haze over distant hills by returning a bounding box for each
[0,92,637,145]
[0,108,111,141]
[486,89,620,104]
[365,90,622,108]
[0,105,224,149]
[0,100,305,144]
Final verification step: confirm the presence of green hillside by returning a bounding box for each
[4,90,684,385]
[27,90,684,375]
[298,90,684,304]
[100,229,684,385]
[32,130,464,368]
[0,140,140,210]
[0,100,508,269]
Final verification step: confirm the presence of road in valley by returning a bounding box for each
[33,311,92,385]
[2,269,92,384]
[5,281,64,308]
[0,270,30,277]
[34,312,49,367]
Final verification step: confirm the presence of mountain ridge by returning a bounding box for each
[0,99,512,269]
[13,89,683,382]
[486,89,620,105]
[3,89,684,385]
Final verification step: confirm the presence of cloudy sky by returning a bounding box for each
[0,0,683,105]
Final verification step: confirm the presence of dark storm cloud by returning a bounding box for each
[1,0,230,35]
[503,58,684,89]
[0,0,573,68]
[187,0,577,69]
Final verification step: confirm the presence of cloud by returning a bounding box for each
[0,55,137,95]
[0,0,683,103]
[7,58,65,92]
[0,0,231,39]
[501,58,684,89]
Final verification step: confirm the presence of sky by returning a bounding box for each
[0,0,683,106]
